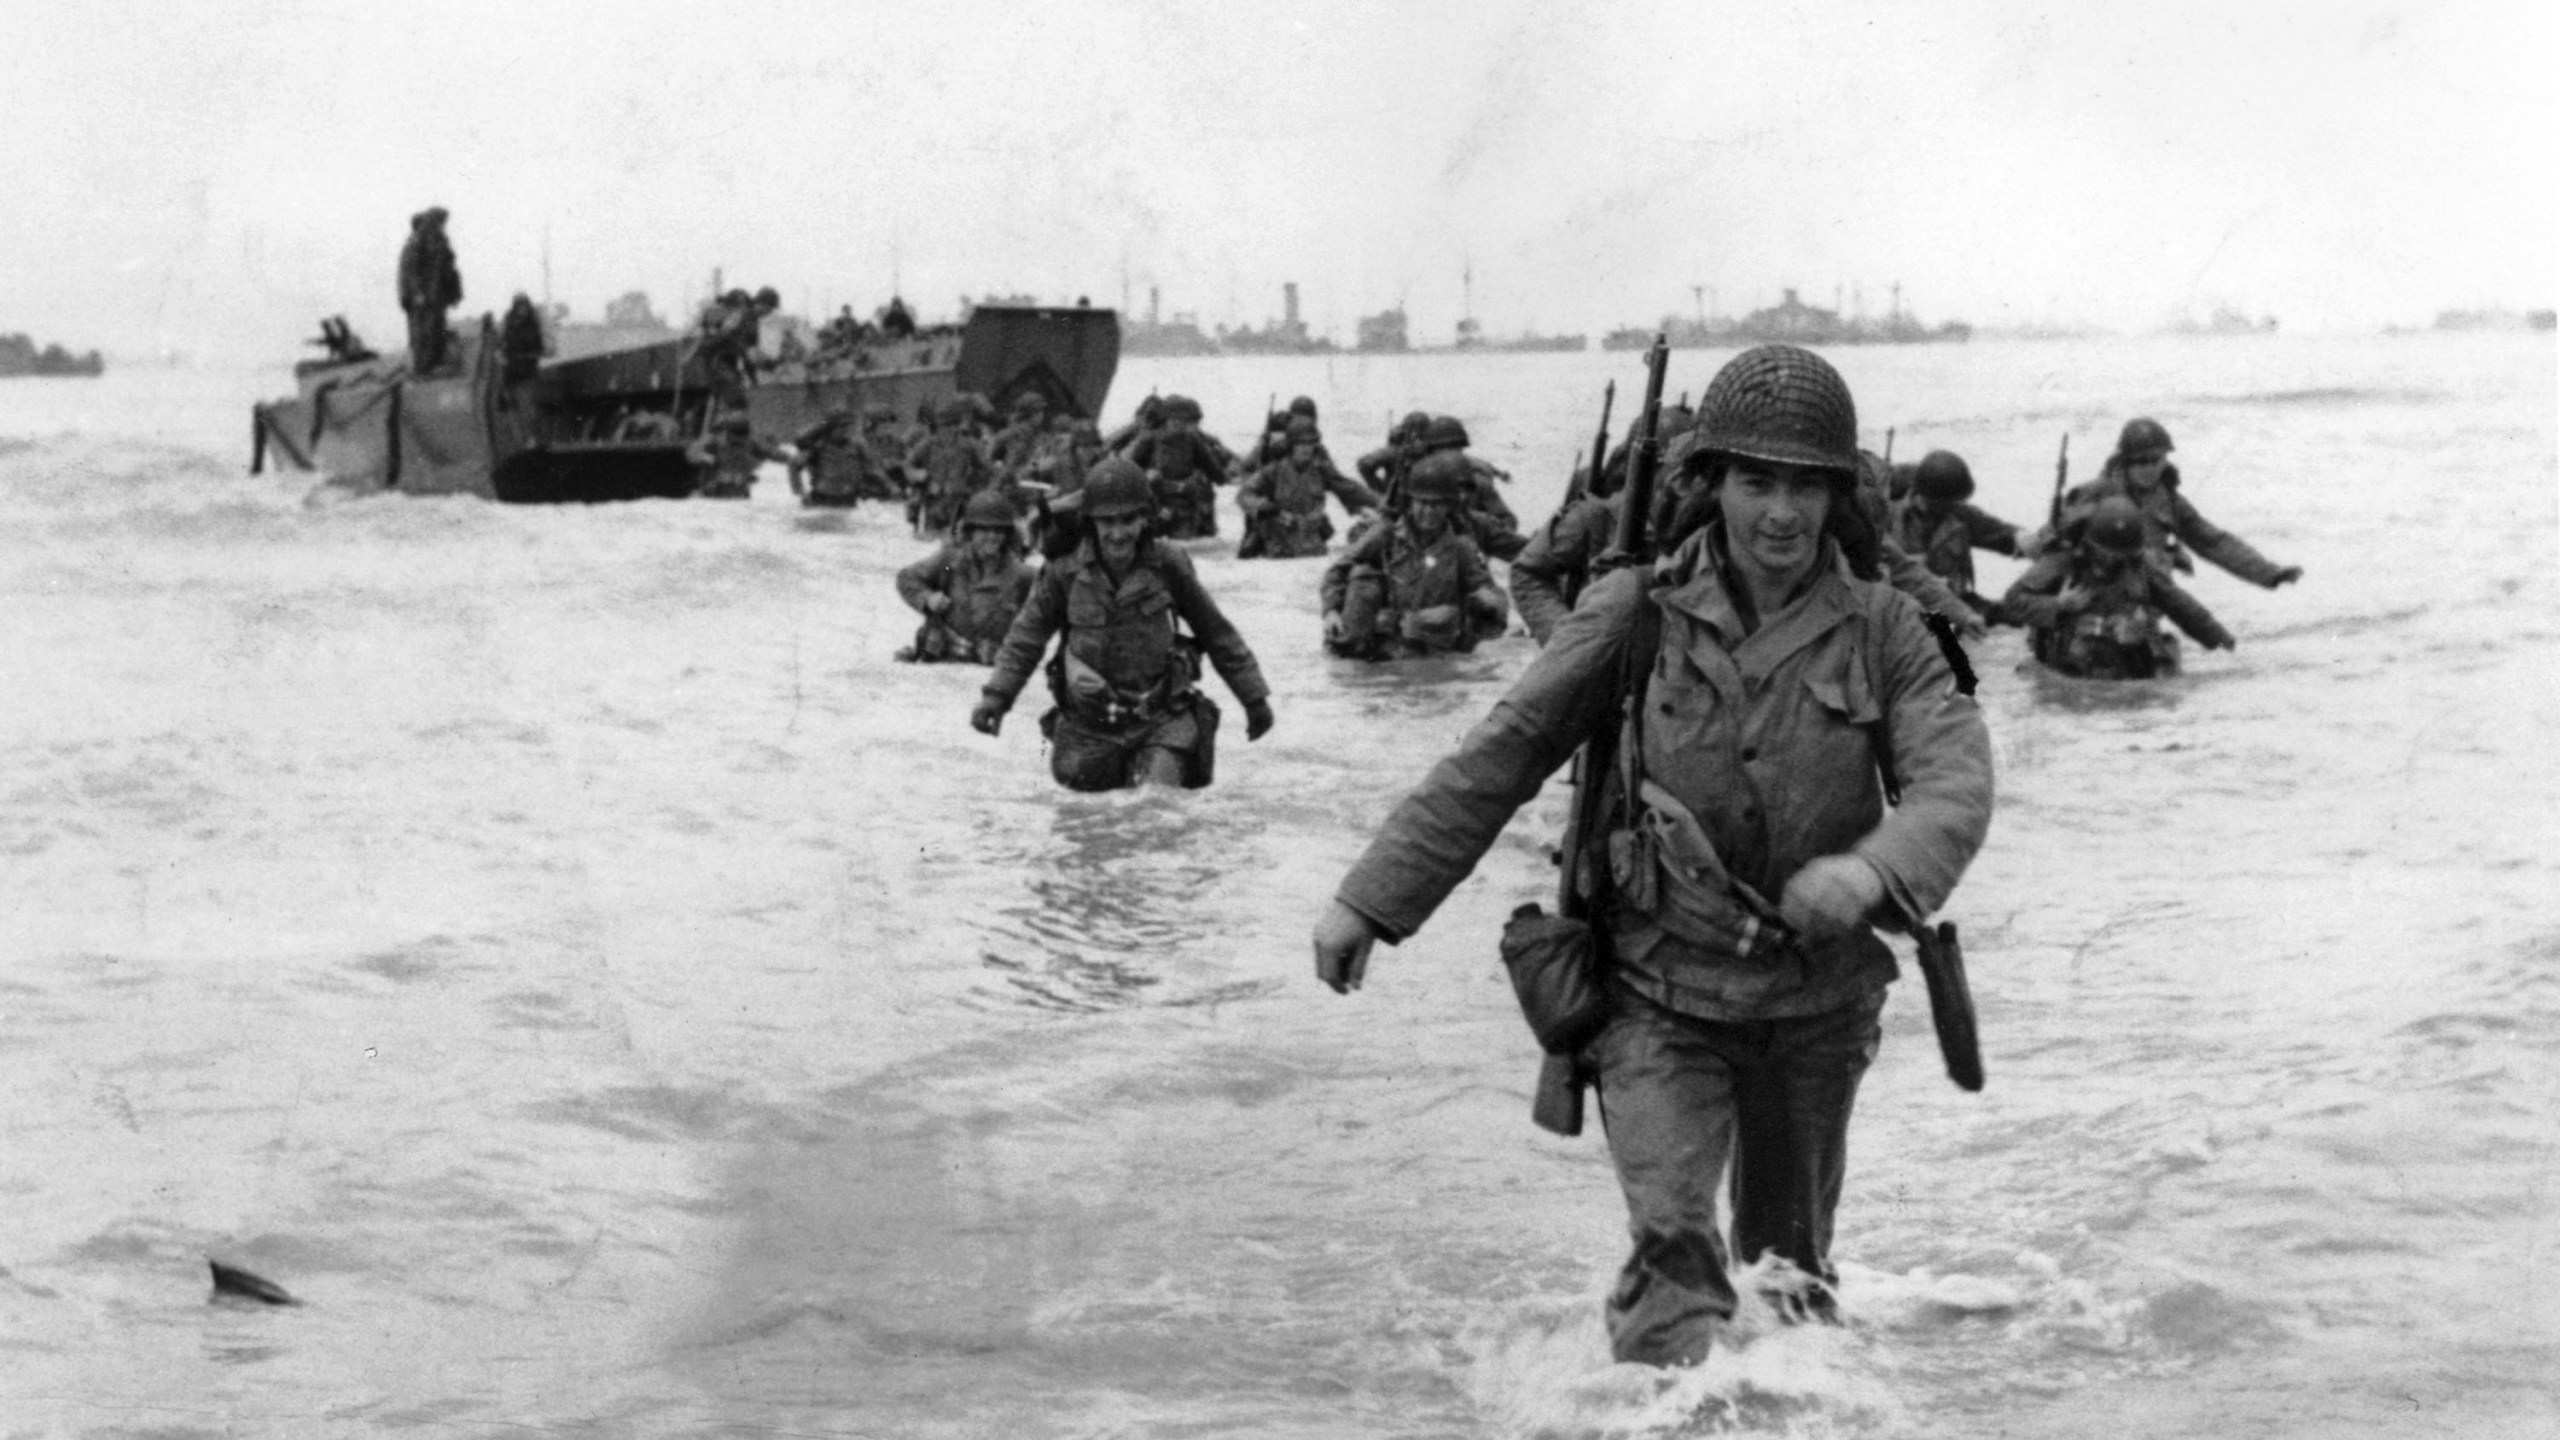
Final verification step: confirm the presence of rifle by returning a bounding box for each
[1518,334,1670,1136]
[2048,433,2070,533]
[1884,427,1895,466]
[1551,381,1616,610]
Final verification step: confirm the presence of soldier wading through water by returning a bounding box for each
[1309,345,1994,1366]
[972,460,1275,791]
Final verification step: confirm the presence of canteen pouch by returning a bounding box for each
[1499,904,1612,1055]
[1611,779,1793,961]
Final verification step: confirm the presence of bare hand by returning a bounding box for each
[1245,698,1275,741]
[1780,855,1886,943]
[970,699,1005,736]
[1313,902,1380,994]
[2272,566,2303,587]
[925,592,952,615]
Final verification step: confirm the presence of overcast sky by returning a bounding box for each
[2,0,2551,357]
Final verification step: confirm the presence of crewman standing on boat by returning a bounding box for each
[397,207,463,374]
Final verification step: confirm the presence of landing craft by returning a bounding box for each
[251,304,1120,503]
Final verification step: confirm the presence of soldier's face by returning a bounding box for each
[2128,454,2169,484]
[1091,511,1147,561]
[1718,460,1834,588]
[1408,498,1453,537]
[966,526,1008,558]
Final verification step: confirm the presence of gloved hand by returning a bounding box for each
[1312,901,1382,994]
[2272,566,2304,587]
[1244,697,1275,740]
[1781,855,1887,943]
[1322,612,1346,643]
[2054,588,2093,615]
[924,592,952,615]
[969,697,1005,736]
[1953,609,1989,643]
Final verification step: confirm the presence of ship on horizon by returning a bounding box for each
[1605,285,1971,350]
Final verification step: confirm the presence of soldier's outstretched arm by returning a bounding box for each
[2152,571,2236,650]
[977,569,1069,731]
[1162,553,1270,711]
[2169,489,2290,587]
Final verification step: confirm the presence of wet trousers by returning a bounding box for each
[1042,697,1216,792]
[1590,984,1884,1366]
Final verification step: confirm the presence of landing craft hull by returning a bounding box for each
[252,305,1120,503]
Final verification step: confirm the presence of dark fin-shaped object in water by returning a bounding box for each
[208,1259,300,1307]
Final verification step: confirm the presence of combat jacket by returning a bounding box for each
[908,431,994,499]
[1889,498,2034,598]
[897,543,1036,646]
[1238,458,1379,526]
[1462,459,1527,561]
[2002,547,2233,651]
[1128,429,1228,485]
[793,419,884,498]
[2061,460,2287,585]
[1321,519,1499,621]
[1511,493,1619,644]
[984,539,1269,717]
[1335,525,1994,1023]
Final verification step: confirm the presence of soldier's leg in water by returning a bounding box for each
[1590,991,1745,1366]
[1725,990,1884,1324]
[1127,707,1203,788]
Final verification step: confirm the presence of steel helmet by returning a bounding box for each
[961,489,1018,530]
[1691,344,1860,477]
[2117,417,2174,460]
[753,286,780,309]
[1422,415,1471,451]
[1081,458,1154,518]
[1288,394,1318,419]
[1392,410,1431,443]
[1012,391,1047,416]
[1136,395,1166,424]
[1161,394,1205,423]
[1914,450,1975,503]
[2084,497,2148,556]
[1405,451,1470,504]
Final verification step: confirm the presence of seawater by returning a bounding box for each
[0,335,2553,1438]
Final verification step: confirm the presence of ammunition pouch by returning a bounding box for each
[1609,779,1795,963]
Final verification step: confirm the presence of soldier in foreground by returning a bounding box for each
[1889,450,2043,623]
[686,411,793,500]
[972,461,1275,791]
[2062,418,2303,590]
[1320,453,1508,658]
[896,490,1038,664]
[1236,421,1379,558]
[396,207,462,374]
[1310,345,1993,1366]
[2004,496,2233,679]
